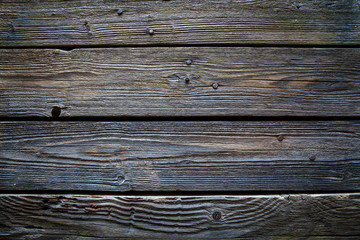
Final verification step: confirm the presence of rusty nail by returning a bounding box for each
[277,135,284,141]
[309,155,316,161]
[148,29,154,35]
[117,8,123,15]
[185,59,192,65]
[212,83,219,89]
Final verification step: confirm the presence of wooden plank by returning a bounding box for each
[1,0,360,47]
[1,194,359,238]
[1,121,359,192]
[1,47,359,117]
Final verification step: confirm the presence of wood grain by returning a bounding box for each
[1,0,360,47]
[1,47,359,117]
[1,121,359,192]
[1,194,359,238]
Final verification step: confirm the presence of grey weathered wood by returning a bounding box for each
[1,121,359,191]
[1,0,359,47]
[1,47,359,117]
[1,194,359,238]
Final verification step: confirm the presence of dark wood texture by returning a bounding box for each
[1,47,359,117]
[1,0,360,47]
[1,194,359,239]
[1,1,359,238]
[1,121,359,192]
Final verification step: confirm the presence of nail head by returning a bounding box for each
[277,135,284,142]
[212,83,219,89]
[51,106,61,118]
[185,59,192,65]
[117,8,123,15]
[148,29,154,35]
[309,155,316,161]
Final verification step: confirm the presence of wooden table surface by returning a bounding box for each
[1,0,359,238]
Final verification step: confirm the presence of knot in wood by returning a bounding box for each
[212,211,222,221]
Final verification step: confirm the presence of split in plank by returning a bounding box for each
[0,0,360,47]
[1,121,359,192]
[1,194,360,239]
[0,47,359,117]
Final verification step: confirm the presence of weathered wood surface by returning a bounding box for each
[1,121,359,192]
[1,0,360,47]
[1,47,359,117]
[1,194,359,239]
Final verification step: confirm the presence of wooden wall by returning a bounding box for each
[1,0,359,238]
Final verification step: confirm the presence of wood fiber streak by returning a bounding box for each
[0,121,359,191]
[0,0,360,46]
[0,194,359,238]
[1,47,359,117]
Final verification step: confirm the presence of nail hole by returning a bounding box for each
[185,77,190,83]
[212,211,221,221]
[277,135,284,142]
[51,106,61,118]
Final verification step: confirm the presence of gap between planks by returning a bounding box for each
[0,116,360,122]
[0,193,359,197]
[0,190,360,196]
[1,43,360,50]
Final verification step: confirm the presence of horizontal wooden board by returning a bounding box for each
[1,0,360,46]
[1,194,359,238]
[1,121,359,192]
[1,47,359,117]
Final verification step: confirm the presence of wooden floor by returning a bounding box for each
[1,0,359,239]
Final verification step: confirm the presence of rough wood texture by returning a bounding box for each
[1,121,359,192]
[1,47,359,117]
[1,194,359,239]
[1,0,360,47]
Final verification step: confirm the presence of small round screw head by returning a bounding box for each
[148,29,154,35]
[212,83,219,89]
[185,59,192,65]
[117,8,123,15]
